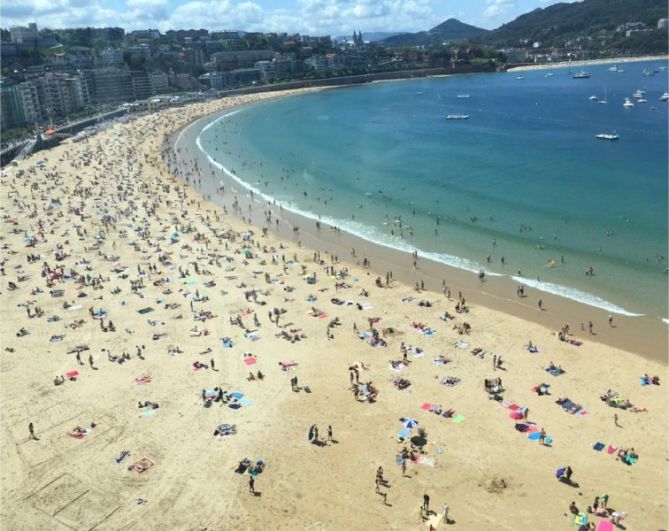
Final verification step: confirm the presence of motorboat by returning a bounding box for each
[572,71,590,79]
[589,95,598,101]
[446,114,469,120]
[595,132,620,141]
[456,94,470,98]
[623,98,634,108]
[632,90,646,99]
[659,92,669,101]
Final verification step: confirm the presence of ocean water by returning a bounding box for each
[198,60,669,318]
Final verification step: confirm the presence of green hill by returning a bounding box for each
[482,0,667,48]
[382,18,488,47]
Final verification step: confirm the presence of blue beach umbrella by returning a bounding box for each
[401,418,419,429]
[555,467,565,479]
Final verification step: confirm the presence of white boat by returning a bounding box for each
[516,76,525,80]
[595,132,620,141]
[598,88,608,105]
[545,72,554,77]
[456,94,470,98]
[632,89,646,99]
[415,91,423,95]
[609,65,618,72]
[659,92,669,101]
[589,95,598,101]
[446,114,469,120]
[623,98,634,108]
[573,71,590,79]
[637,98,647,103]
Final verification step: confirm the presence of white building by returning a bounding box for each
[254,60,276,82]
[100,47,124,65]
[149,72,169,94]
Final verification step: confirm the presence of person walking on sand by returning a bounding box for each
[614,413,620,427]
[538,299,543,310]
[29,422,38,440]
[442,502,449,524]
[539,427,546,445]
[327,425,333,444]
[423,493,430,513]
[249,476,255,494]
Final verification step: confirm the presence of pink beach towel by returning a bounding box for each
[65,370,79,379]
[244,357,257,366]
[607,445,618,455]
[420,402,432,411]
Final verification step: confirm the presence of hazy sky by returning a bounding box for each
[1,0,578,35]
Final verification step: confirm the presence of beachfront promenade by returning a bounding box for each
[0,90,666,530]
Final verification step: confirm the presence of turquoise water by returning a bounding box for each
[198,60,669,318]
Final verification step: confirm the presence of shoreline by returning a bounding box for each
[2,89,667,530]
[507,54,668,72]
[170,93,667,362]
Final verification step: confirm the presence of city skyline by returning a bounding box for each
[3,0,577,35]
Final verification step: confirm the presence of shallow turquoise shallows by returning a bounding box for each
[198,60,669,318]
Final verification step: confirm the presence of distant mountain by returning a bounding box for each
[482,0,667,47]
[381,18,489,47]
[334,32,401,42]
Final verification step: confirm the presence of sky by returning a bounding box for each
[1,0,578,35]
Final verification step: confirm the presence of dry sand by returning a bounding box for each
[1,89,667,531]
[507,55,668,72]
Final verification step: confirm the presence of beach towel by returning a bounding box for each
[417,457,435,467]
[453,415,464,424]
[139,410,157,418]
[239,397,252,407]
[528,432,541,440]
[640,376,650,386]
[597,521,614,531]
[137,307,154,314]
[607,445,618,455]
[245,331,260,341]
[593,442,605,452]
[568,339,583,346]
[65,370,79,379]
[244,357,257,366]
[455,340,469,349]
[420,402,433,411]
[509,411,524,420]
[397,428,411,439]
[221,338,234,348]
[134,376,151,385]
[131,458,154,473]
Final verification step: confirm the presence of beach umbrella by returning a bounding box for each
[308,424,316,442]
[401,418,419,429]
[555,467,565,479]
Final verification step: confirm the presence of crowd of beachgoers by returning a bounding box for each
[1,90,666,530]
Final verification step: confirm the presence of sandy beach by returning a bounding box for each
[1,89,667,531]
[507,54,668,72]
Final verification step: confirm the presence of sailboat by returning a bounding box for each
[598,88,608,104]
